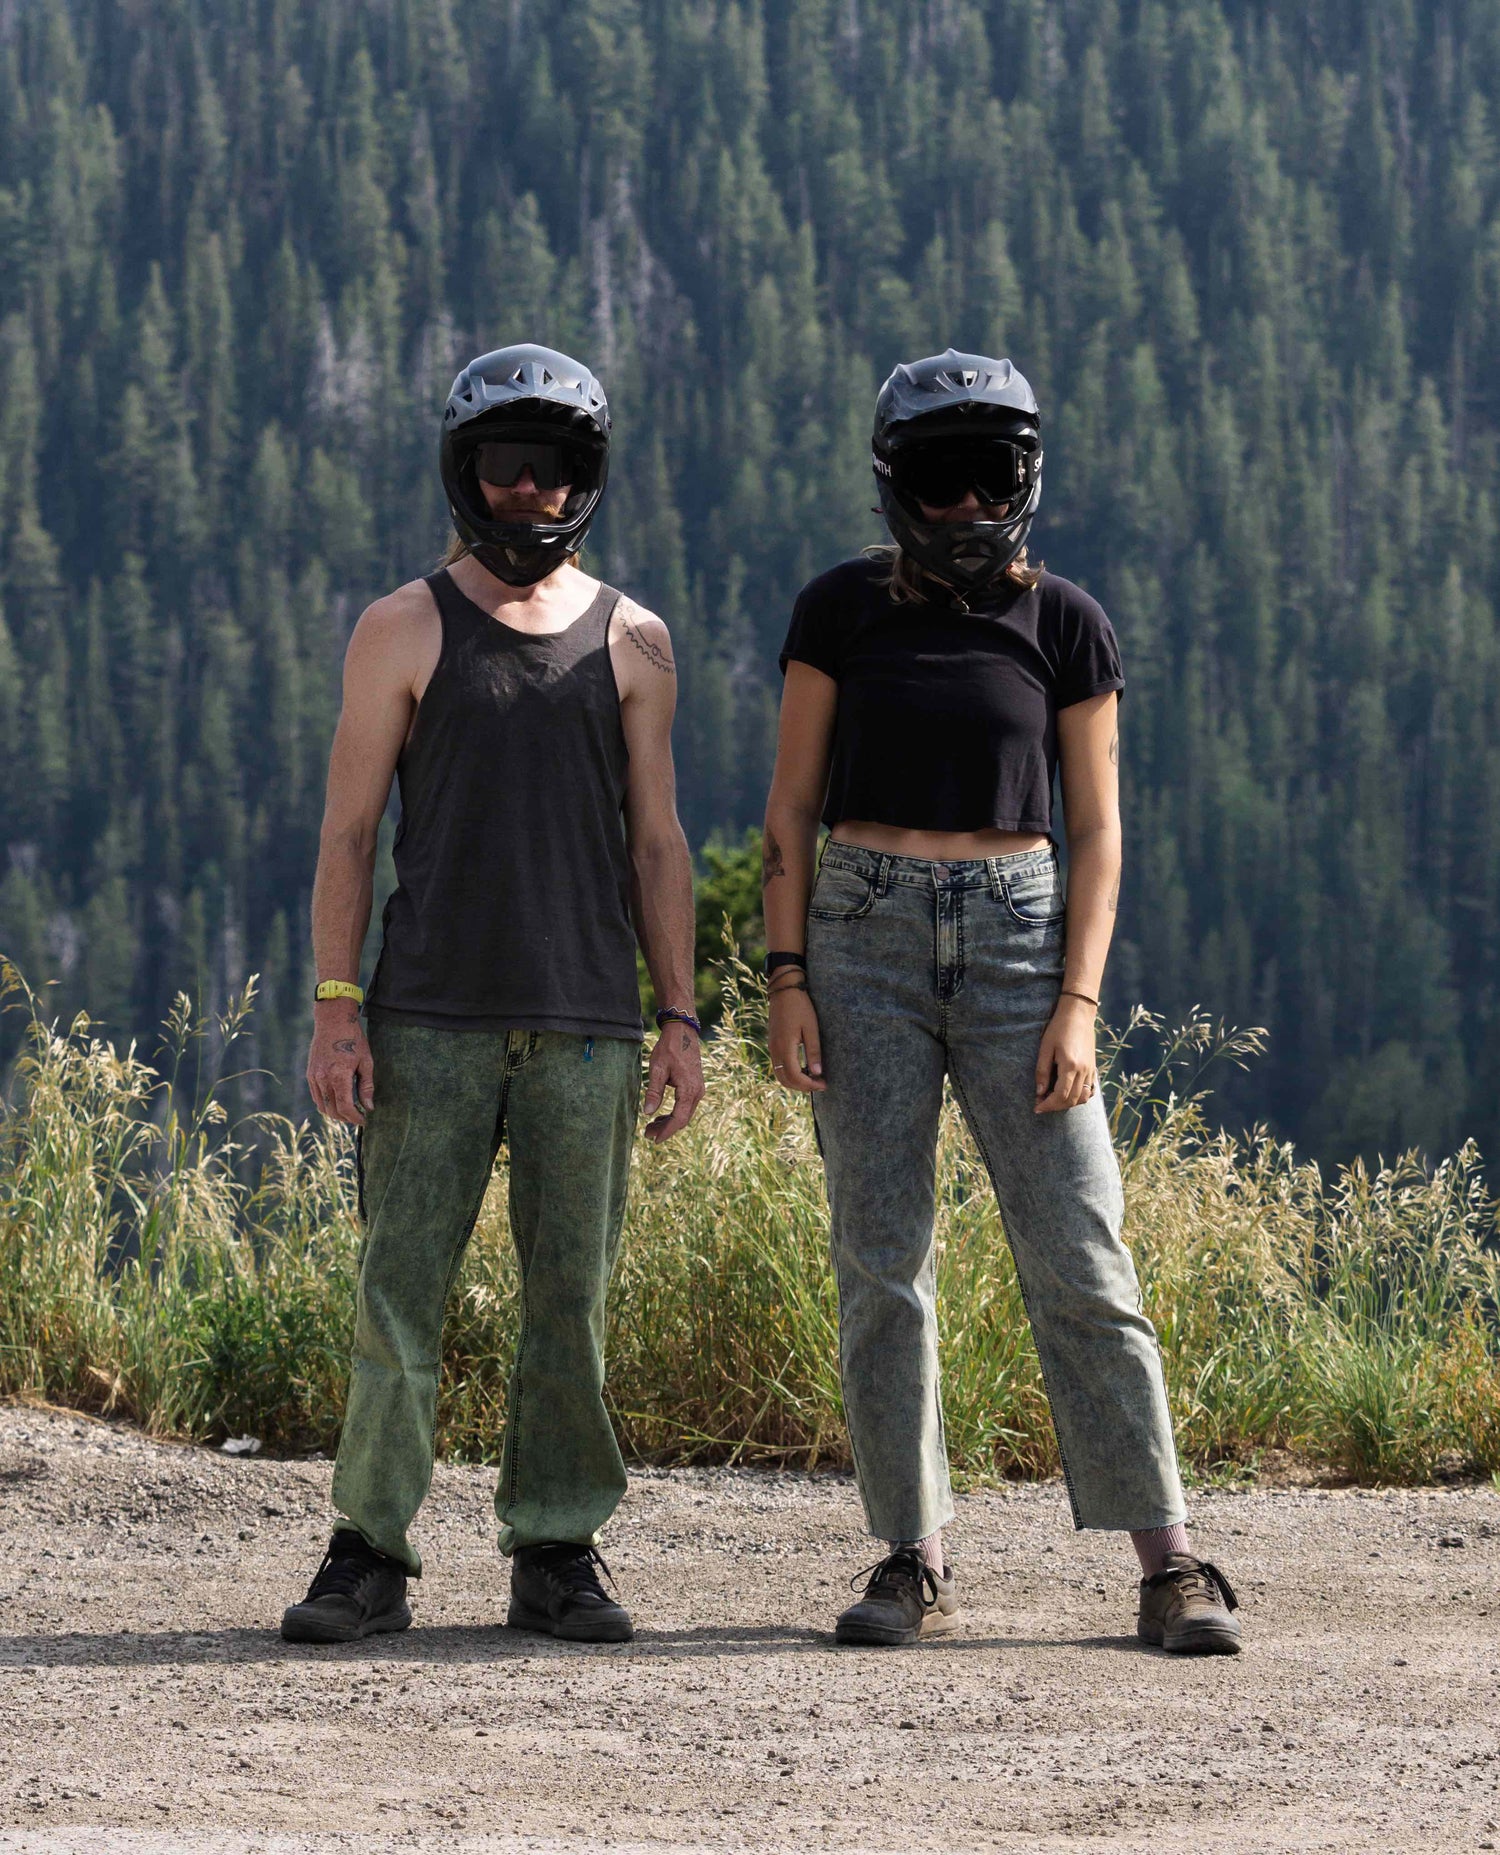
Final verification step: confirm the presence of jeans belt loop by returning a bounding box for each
[985,855,1004,901]
[875,853,891,896]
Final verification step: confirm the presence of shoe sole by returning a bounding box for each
[506,1599,634,1643]
[835,1606,962,1647]
[279,1602,412,1645]
[1138,1620,1242,1656]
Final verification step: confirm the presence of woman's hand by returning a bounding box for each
[1034,995,1098,1114]
[768,983,826,1092]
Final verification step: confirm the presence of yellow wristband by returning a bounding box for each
[314,980,364,1005]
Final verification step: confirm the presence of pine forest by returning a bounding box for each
[1,0,1498,1175]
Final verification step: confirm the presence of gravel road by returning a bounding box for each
[1,1402,1498,1854]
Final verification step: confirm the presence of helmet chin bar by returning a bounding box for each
[470,533,574,587]
[878,480,1036,595]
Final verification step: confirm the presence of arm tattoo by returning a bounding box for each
[621,606,675,676]
[1107,874,1119,913]
[1108,732,1119,765]
[334,1039,358,1054]
[762,829,786,883]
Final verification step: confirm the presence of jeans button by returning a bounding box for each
[931,862,949,880]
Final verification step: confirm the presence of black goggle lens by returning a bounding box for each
[891,438,1037,511]
[473,439,588,492]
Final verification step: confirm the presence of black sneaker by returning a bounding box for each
[834,1547,961,1646]
[280,1528,412,1644]
[507,1543,634,1642]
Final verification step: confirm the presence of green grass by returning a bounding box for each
[1,955,1497,1485]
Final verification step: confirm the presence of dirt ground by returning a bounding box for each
[1,1404,1498,1855]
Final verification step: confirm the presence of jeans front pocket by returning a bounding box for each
[1000,861,1067,927]
[808,861,878,922]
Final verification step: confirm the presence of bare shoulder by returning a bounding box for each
[611,593,676,678]
[351,577,438,647]
[345,577,441,687]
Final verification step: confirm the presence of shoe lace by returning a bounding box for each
[532,1543,617,1598]
[1150,1557,1239,1613]
[304,1535,390,1602]
[849,1547,938,1606]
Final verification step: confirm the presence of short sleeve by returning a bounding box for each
[779,581,843,680]
[1054,584,1125,709]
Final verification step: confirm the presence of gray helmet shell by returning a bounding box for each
[872,349,1043,598]
[440,343,611,586]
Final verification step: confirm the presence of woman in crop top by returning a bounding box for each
[761,350,1241,1655]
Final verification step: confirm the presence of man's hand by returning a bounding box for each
[307,1005,375,1126]
[1034,995,1098,1114]
[642,1022,705,1140]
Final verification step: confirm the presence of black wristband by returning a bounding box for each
[764,950,808,976]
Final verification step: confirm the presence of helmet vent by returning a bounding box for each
[541,368,554,385]
[960,369,978,387]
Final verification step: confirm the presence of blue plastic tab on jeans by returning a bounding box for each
[584,1038,594,1061]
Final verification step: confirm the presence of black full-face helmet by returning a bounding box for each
[439,343,611,586]
[873,349,1043,597]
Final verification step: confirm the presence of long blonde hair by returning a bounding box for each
[862,542,1044,602]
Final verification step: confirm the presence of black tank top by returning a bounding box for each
[366,569,643,1040]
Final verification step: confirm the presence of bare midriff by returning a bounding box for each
[828,819,1050,860]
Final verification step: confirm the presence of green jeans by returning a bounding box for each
[329,1016,641,1573]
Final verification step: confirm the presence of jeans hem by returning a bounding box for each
[332,1513,423,1577]
[497,1523,606,1559]
[1069,1507,1190,1533]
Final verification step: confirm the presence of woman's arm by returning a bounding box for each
[1037,690,1122,1113]
[763,662,837,1092]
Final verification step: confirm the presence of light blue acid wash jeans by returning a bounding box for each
[805,840,1187,1541]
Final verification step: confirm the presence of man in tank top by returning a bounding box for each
[280,345,703,1646]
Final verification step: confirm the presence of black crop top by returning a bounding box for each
[778,557,1124,835]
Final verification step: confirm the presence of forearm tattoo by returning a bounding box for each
[621,605,675,676]
[1108,732,1119,765]
[762,829,786,883]
[1107,873,1119,913]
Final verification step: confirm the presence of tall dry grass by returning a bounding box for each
[1,956,1497,1484]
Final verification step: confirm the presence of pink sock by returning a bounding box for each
[889,1532,945,1575]
[1131,1524,1191,1577]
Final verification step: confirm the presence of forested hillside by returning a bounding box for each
[1,0,1498,1171]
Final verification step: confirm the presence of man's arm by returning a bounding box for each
[615,596,704,1142]
[306,589,430,1126]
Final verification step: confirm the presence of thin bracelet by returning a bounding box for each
[768,976,810,998]
[1060,988,1100,1008]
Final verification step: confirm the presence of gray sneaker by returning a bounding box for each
[834,1548,960,1646]
[1137,1554,1242,1655]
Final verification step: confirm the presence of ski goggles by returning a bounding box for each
[883,435,1041,511]
[471,437,597,492]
